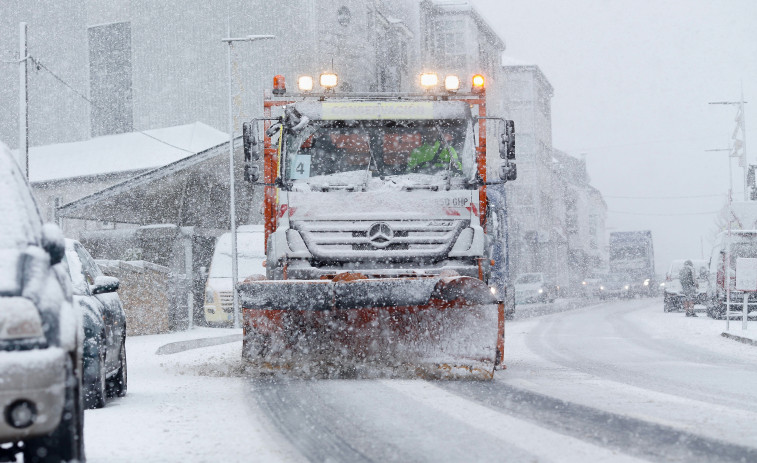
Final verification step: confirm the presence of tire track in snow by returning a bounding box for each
[247,378,539,462]
[441,379,757,463]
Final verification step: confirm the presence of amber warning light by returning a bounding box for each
[273,75,286,95]
[472,74,485,93]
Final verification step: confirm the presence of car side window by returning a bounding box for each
[74,243,102,286]
[65,247,89,295]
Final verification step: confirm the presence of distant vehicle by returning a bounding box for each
[609,231,656,297]
[0,143,85,462]
[706,230,757,319]
[204,225,266,325]
[600,273,633,299]
[662,259,708,312]
[581,278,603,298]
[514,273,555,304]
[64,239,128,408]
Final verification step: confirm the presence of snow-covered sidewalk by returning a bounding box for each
[83,327,301,463]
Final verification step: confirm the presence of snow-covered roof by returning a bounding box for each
[28,122,228,183]
[501,55,535,67]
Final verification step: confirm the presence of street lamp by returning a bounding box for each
[706,147,735,330]
[709,95,748,201]
[221,33,275,329]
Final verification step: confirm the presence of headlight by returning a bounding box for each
[538,288,544,294]
[600,286,604,290]
[420,73,438,89]
[444,75,460,92]
[660,282,666,287]
[298,75,314,92]
[624,285,630,290]
[643,279,650,286]
[320,73,338,89]
[0,298,44,340]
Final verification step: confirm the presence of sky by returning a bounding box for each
[470,0,757,273]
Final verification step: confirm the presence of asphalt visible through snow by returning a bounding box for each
[246,299,757,462]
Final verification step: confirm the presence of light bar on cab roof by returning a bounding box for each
[320,73,338,89]
[420,73,438,89]
[273,75,286,95]
[472,74,485,93]
[298,75,314,92]
[445,75,460,92]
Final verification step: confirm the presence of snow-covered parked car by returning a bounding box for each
[661,259,707,312]
[0,142,85,462]
[514,273,555,304]
[64,239,127,409]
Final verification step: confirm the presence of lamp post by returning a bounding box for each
[221,33,275,329]
[707,147,735,329]
[710,96,748,200]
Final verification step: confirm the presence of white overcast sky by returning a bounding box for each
[470,0,757,272]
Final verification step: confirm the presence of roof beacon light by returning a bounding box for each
[298,75,314,92]
[444,75,460,92]
[320,73,338,89]
[420,73,439,89]
[472,74,485,93]
[273,75,286,95]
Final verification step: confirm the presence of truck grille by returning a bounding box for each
[294,220,467,263]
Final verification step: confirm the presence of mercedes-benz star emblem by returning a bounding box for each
[368,222,393,248]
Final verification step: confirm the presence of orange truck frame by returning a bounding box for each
[238,72,515,378]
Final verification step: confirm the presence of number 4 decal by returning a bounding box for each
[290,155,311,179]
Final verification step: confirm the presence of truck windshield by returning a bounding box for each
[284,119,474,185]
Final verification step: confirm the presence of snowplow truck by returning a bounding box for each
[238,72,516,379]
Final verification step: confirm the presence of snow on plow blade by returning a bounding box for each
[238,276,501,379]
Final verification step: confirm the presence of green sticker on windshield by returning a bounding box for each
[290,155,311,179]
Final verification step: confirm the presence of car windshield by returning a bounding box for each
[0,156,42,250]
[210,253,265,279]
[730,241,757,259]
[516,274,542,284]
[283,119,475,187]
[610,245,647,260]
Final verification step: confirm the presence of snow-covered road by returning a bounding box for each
[77,298,757,462]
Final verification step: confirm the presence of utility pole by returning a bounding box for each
[710,95,748,201]
[19,22,28,178]
[221,27,275,330]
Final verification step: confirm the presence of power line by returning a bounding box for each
[608,210,720,216]
[605,193,726,200]
[29,56,193,153]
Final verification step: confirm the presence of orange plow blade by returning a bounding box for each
[238,276,502,379]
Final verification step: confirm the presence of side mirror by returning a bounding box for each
[499,162,517,182]
[41,223,65,266]
[500,120,515,160]
[244,164,261,183]
[91,275,119,294]
[243,121,262,161]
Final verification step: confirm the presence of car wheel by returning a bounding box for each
[24,355,84,463]
[108,340,127,398]
[85,345,106,409]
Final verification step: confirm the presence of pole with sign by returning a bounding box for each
[735,257,756,330]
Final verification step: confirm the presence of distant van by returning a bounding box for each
[706,229,757,319]
[204,225,265,325]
